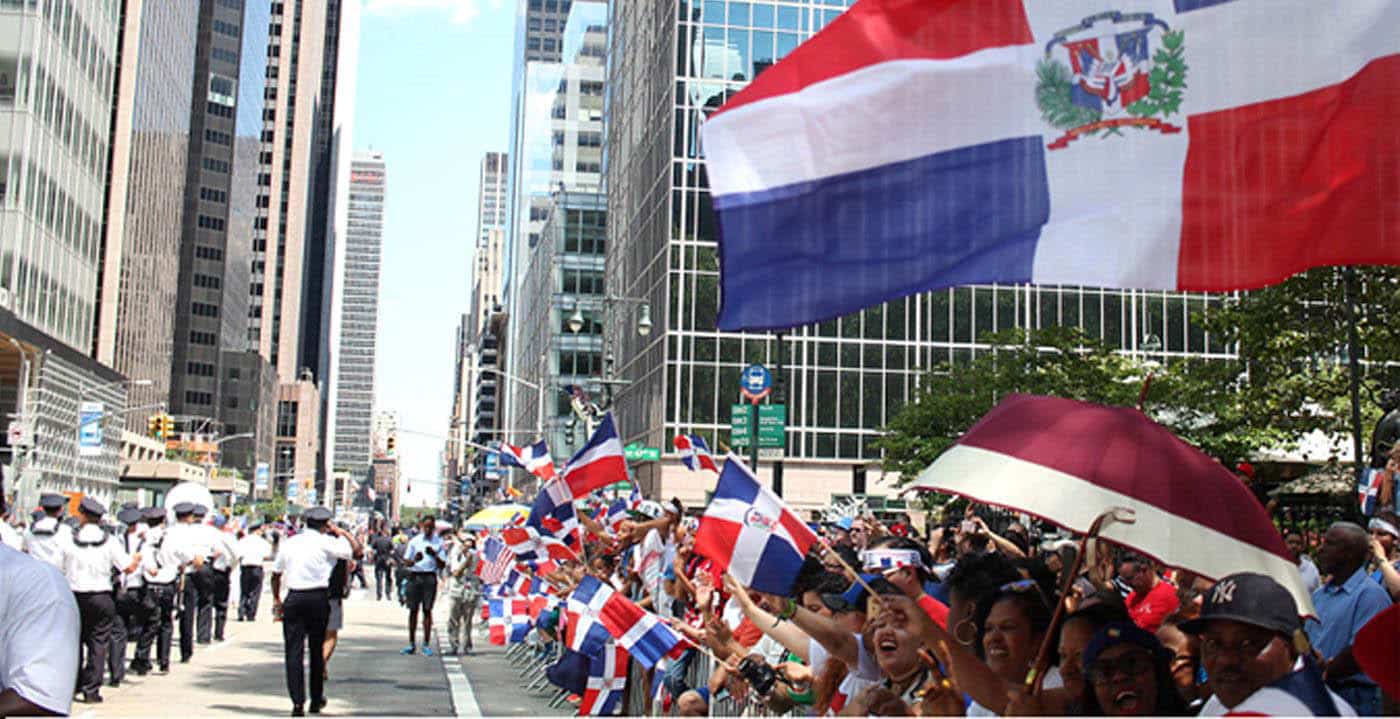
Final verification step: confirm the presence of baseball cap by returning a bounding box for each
[1083,622,1171,671]
[630,501,664,520]
[1179,572,1300,638]
[833,517,854,532]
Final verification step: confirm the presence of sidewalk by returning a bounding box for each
[86,589,456,717]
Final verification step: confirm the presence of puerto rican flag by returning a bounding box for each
[673,434,719,473]
[527,478,582,548]
[701,0,1400,332]
[561,414,628,499]
[579,642,629,716]
[498,440,556,481]
[568,576,680,669]
[502,525,578,563]
[694,456,817,595]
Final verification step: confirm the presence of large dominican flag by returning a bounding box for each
[701,0,1400,331]
[527,477,581,547]
[694,456,818,595]
[579,642,630,716]
[498,441,557,481]
[561,414,628,499]
[568,576,681,669]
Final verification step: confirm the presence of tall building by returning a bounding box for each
[518,0,574,62]
[169,0,269,436]
[476,152,508,268]
[324,150,385,498]
[98,1,201,428]
[0,0,131,508]
[604,0,1232,512]
[274,372,320,503]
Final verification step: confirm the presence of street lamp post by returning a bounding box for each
[563,294,652,415]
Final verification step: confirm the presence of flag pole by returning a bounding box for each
[814,535,883,606]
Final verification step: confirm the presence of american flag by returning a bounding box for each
[477,535,513,585]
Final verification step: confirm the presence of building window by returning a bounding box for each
[195,245,224,261]
[197,215,226,231]
[277,401,297,436]
[199,187,227,203]
[190,331,217,346]
[202,157,230,174]
[192,302,220,318]
[212,19,240,37]
[185,391,213,405]
[193,274,222,289]
[186,361,216,377]
[208,73,236,106]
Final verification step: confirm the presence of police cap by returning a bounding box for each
[173,502,197,517]
[143,506,167,522]
[304,506,333,522]
[191,504,209,518]
[38,493,66,510]
[79,496,107,517]
[117,507,143,525]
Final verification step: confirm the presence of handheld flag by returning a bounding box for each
[568,576,681,669]
[527,478,582,548]
[1360,468,1385,516]
[673,434,719,473]
[561,413,628,498]
[499,440,557,481]
[700,0,1400,332]
[502,525,579,563]
[477,535,513,585]
[695,456,817,595]
[579,642,629,716]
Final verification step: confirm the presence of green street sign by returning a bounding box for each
[624,443,661,462]
[731,404,786,449]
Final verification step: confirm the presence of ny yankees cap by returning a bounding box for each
[1180,572,1299,638]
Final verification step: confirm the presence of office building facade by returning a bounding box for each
[325,150,383,497]
[170,0,269,425]
[604,0,1233,511]
[274,372,319,502]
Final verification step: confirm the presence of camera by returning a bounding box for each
[736,656,781,695]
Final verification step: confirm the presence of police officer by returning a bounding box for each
[166,502,209,662]
[271,507,353,716]
[190,504,224,644]
[66,497,139,704]
[108,507,146,687]
[134,506,180,674]
[205,513,240,640]
[236,520,274,620]
[23,493,73,570]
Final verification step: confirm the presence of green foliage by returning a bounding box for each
[1128,30,1187,118]
[1035,59,1101,130]
[257,492,288,522]
[399,505,437,526]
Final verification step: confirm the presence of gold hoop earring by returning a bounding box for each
[954,617,977,646]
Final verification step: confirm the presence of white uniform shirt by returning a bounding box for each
[22,517,72,570]
[1,544,80,715]
[158,523,202,576]
[0,520,22,548]
[119,526,146,588]
[272,529,353,591]
[141,526,181,584]
[209,525,240,571]
[236,533,274,568]
[64,524,131,592]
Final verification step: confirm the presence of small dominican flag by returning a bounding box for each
[579,641,629,716]
[527,478,581,548]
[694,455,818,595]
[568,576,680,669]
[502,525,578,563]
[487,598,530,645]
[498,440,557,481]
[561,414,628,499]
[673,434,719,473]
[1361,468,1385,516]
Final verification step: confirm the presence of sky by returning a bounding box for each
[354,0,516,506]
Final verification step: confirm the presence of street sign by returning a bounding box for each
[731,404,786,451]
[77,401,103,457]
[7,421,32,449]
[287,481,299,500]
[740,364,772,403]
[255,463,270,491]
[624,443,661,462]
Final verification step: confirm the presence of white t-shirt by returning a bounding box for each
[65,525,131,592]
[1198,686,1357,716]
[236,533,275,567]
[966,666,1063,717]
[1,544,79,715]
[272,529,353,591]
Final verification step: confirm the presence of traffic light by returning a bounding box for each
[161,415,175,439]
[386,435,396,455]
[147,415,161,438]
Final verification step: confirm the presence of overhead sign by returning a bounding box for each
[78,401,104,457]
[740,363,772,403]
[624,443,661,462]
[255,463,270,491]
[731,404,786,453]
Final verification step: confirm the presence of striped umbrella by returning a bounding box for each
[909,394,1313,615]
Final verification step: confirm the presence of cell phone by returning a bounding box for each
[960,520,977,534]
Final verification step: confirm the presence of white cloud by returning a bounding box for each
[362,0,485,26]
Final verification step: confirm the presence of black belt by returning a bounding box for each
[147,580,175,587]
[412,571,437,576]
[288,587,329,594]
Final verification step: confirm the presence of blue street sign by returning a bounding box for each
[741,363,772,401]
[255,463,270,491]
[77,401,104,457]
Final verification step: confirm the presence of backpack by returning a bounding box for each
[329,558,350,598]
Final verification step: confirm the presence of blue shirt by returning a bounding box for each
[404,533,445,573]
[1306,566,1391,684]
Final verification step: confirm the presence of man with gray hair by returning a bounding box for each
[1307,522,1391,715]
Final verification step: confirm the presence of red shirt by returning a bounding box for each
[1126,579,1179,633]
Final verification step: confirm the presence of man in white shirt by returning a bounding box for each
[65,497,139,704]
[134,506,181,675]
[1286,530,1323,594]
[108,507,147,687]
[22,493,73,570]
[237,520,275,621]
[0,505,22,548]
[271,507,354,716]
[165,502,210,663]
[205,513,240,641]
[191,504,235,643]
[0,542,80,716]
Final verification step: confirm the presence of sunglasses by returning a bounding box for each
[1086,654,1155,683]
[999,578,1040,594]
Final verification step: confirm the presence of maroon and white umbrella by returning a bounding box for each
[909,394,1313,615]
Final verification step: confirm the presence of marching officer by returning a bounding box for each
[108,507,147,687]
[23,493,73,570]
[270,507,354,716]
[206,513,240,641]
[236,520,274,620]
[134,506,180,674]
[190,504,222,645]
[66,497,140,704]
[166,502,209,662]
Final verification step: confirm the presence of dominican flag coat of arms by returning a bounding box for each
[701,0,1400,332]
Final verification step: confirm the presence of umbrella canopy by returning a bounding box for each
[163,481,216,515]
[463,503,529,529]
[909,394,1313,615]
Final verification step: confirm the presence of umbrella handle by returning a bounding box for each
[1023,507,1135,694]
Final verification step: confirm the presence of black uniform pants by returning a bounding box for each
[239,566,265,620]
[375,563,392,600]
[136,583,176,670]
[179,571,211,660]
[282,588,330,707]
[209,568,231,639]
[108,587,143,682]
[75,591,115,696]
[196,566,218,642]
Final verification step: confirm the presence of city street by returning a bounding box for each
[84,588,567,717]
